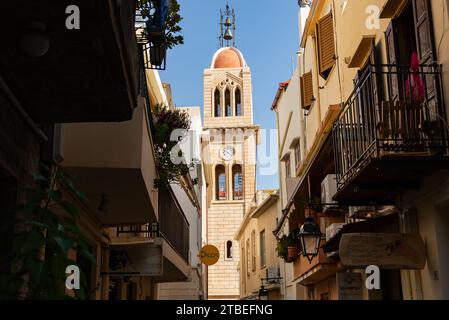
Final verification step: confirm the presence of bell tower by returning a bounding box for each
[202,3,260,300]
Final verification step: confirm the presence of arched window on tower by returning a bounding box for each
[214,89,221,117]
[225,89,232,117]
[235,88,242,116]
[215,165,226,200]
[232,164,243,200]
[226,240,233,259]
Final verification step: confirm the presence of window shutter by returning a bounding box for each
[412,0,436,65]
[317,12,335,78]
[385,20,400,102]
[301,71,314,110]
[412,0,438,109]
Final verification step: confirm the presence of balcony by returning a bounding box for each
[0,0,140,123]
[61,94,158,226]
[158,186,190,264]
[293,242,339,286]
[108,219,190,282]
[333,64,449,204]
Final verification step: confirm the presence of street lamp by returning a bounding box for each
[258,285,269,300]
[298,216,322,263]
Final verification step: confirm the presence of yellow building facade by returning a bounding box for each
[275,0,449,300]
[235,190,282,300]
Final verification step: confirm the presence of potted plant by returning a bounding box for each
[276,230,301,263]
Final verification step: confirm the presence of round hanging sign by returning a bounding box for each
[199,245,220,266]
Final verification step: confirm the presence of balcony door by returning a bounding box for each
[385,0,437,103]
[384,0,443,146]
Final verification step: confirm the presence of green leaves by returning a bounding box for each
[165,0,184,49]
[8,163,96,300]
[53,236,75,255]
[58,201,80,220]
[152,104,193,188]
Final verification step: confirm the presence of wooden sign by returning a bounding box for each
[339,233,426,270]
[336,272,363,300]
[109,243,163,276]
[199,245,220,266]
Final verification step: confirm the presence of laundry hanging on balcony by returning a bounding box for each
[405,52,425,103]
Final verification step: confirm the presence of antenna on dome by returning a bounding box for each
[219,2,236,48]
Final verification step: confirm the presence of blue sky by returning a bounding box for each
[160,0,300,190]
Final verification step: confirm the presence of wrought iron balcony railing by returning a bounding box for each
[159,186,190,263]
[135,0,168,70]
[117,223,160,238]
[333,63,449,191]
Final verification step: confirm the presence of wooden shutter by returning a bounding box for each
[412,0,436,65]
[317,12,336,78]
[412,0,438,119]
[385,20,400,102]
[300,71,314,110]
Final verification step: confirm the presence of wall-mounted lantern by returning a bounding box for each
[298,216,322,263]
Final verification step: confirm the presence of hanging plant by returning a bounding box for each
[276,230,301,263]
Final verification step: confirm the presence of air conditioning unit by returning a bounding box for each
[321,174,338,212]
[348,206,376,218]
[266,266,280,284]
[325,223,346,242]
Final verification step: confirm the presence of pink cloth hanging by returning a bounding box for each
[405,52,425,103]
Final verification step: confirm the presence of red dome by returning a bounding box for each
[213,48,243,69]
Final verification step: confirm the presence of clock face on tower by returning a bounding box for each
[220,146,235,161]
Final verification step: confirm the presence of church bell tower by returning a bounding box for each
[202,3,260,300]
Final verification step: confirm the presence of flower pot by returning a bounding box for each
[150,45,166,66]
[287,246,299,260]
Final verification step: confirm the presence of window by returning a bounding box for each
[294,141,301,169]
[251,230,256,272]
[226,240,233,259]
[300,71,314,110]
[225,89,232,117]
[260,230,266,268]
[232,164,243,200]
[246,239,250,277]
[235,88,242,116]
[284,155,291,178]
[215,165,226,200]
[316,12,335,79]
[214,89,221,117]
